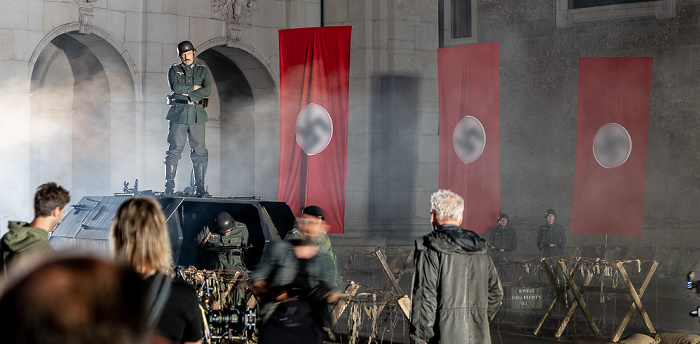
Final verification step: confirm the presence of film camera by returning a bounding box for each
[176,267,256,343]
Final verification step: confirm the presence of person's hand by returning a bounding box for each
[273,290,297,302]
[251,280,268,297]
[193,85,202,90]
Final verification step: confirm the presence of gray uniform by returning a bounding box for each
[164,62,211,166]
[196,223,249,271]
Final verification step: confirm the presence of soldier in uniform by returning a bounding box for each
[164,40,211,197]
[488,213,517,261]
[537,208,566,257]
[196,212,249,306]
[196,212,249,272]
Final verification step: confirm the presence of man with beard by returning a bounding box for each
[164,40,211,197]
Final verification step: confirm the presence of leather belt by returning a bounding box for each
[171,99,203,105]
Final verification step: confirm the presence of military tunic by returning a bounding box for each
[488,225,517,261]
[536,222,566,257]
[164,62,211,166]
[196,222,249,271]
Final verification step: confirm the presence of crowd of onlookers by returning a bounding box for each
[0,182,514,344]
[0,183,203,344]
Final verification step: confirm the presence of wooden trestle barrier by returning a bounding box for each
[533,257,658,342]
[329,248,414,325]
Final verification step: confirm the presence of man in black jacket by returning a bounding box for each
[537,208,566,257]
[488,213,517,261]
[410,189,503,344]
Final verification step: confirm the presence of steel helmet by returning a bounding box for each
[177,41,196,56]
[214,212,236,235]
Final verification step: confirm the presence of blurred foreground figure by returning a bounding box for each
[1,182,70,274]
[111,197,203,344]
[410,189,503,344]
[537,208,566,257]
[0,256,150,344]
[284,205,336,270]
[251,205,341,344]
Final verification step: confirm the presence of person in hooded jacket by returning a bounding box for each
[0,182,70,274]
[410,189,503,344]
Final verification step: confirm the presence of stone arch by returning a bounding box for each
[191,38,280,199]
[29,25,140,199]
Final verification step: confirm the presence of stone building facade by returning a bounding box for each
[1,0,699,258]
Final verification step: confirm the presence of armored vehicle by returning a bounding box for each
[50,194,296,270]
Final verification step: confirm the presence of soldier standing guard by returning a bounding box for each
[164,40,211,197]
[537,208,566,257]
[488,213,517,261]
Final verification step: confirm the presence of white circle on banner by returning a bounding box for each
[453,115,486,164]
[295,103,333,156]
[593,123,632,168]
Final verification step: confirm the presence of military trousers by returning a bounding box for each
[165,122,208,166]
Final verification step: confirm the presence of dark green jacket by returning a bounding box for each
[1,221,54,272]
[410,226,503,344]
[166,62,211,124]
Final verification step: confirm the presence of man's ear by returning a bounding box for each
[50,206,62,218]
[457,214,463,226]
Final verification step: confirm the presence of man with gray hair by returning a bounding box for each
[410,189,503,344]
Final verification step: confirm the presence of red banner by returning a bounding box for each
[571,57,653,236]
[277,26,351,234]
[437,42,500,234]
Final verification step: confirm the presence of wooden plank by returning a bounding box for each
[246,294,257,309]
[618,263,655,333]
[612,261,658,342]
[534,259,561,336]
[395,250,415,281]
[556,261,599,338]
[397,295,411,320]
[375,248,404,294]
[331,281,361,325]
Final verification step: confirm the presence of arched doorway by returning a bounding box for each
[191,43,280,199]
[30,31,137,199]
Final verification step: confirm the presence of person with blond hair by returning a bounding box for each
[410,189,503,344]
[111,197,203,344]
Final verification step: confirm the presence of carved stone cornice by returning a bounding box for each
[213,0,257,23]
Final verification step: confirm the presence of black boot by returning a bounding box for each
[165,164,177,195]
[193,164,209,197]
